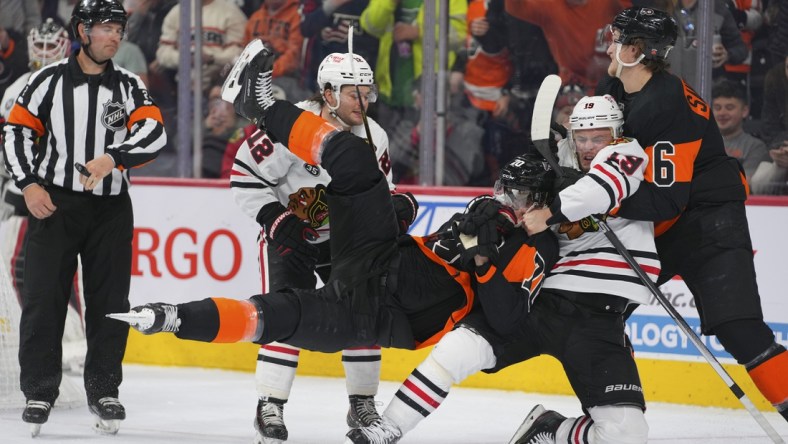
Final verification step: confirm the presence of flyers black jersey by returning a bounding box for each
[597,72,748,236]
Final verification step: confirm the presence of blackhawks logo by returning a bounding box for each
[101,100,126,131]
[288,184,329,229]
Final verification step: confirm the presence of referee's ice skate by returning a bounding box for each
[221,38,276,126]
[107,303,180,334]
[88,397,125,435]
[22,400,51,437]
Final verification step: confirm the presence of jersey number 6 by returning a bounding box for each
[652,141,676,187]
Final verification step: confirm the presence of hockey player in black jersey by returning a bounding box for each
[108,40,557,373]
[591,6,788,421]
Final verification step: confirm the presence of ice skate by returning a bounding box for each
[107,303,180,334]
[253,397,288,444]
[508,404,566,444]
[344,416,402,444]
[221,38,276,126]
[89,397,125,435]
[346,395,382,428]
[22,400,51,437]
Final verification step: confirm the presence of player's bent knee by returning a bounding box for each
[430,327,496,383]
[588,405,648,444]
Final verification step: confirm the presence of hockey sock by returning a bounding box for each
[384,355,452,435]
[342,346,382,396]
[745,342,788,420]
[263,100,340,165]
[256,343,300,400]
[176,298,263,343]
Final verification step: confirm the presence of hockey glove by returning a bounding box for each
[392,191,419,234]
[457,195,516,238]
[259,204,319,273]
[453,220,500,270]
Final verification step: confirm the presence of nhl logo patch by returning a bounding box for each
[101,101,126,131]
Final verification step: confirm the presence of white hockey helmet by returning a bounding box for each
[28,18,71,70]
[316,53,377,111]
[568,94,624,139]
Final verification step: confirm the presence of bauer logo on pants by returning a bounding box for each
[102,101,126,131]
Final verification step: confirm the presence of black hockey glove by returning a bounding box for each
[553,167,585,194]
[457,195,516,238]
[392,191,419,234]
[452,220,500,271]
[259,203,319,273]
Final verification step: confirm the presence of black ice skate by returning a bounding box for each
[89,397,125,435]
[22,400,51,437]
[344,416,402,444]
[107,303,180,334]
[508,404,566,444]
[347,395,382,428]
[221,39,276,126]
[254,397,288,444]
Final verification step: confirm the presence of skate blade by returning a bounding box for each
[92,417,121,435]
[508,405,546,444]
[254,433,284,444]
[29,423,41,437]
[106,312,147,325]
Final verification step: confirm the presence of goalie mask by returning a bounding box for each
[28,19,70,70]
[317,53,377,112]
[494,154,556,210]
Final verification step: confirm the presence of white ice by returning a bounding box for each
[1,364,786,443]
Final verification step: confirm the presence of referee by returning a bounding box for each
[2,0,166,435]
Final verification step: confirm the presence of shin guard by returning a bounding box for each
[746,343,788,417]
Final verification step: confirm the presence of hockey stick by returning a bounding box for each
[530,75,563,176]
[347,26,375,151]
[596,218,785,443]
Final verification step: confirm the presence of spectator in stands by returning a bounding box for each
[0,0,42,35]
[667,0,747,87]
[553,84,585,130]
[202,85,244,178]
[245,0,308,102]
[126,0,176,66]
[156,0,247,94]
[504,0,626,90]
[300,0,378,94]
[712,80,770,180]
[754,53,788,194]
[721,0,763,90]
[462,0,512,119]
[761,53,788,150]
[113,40,148,85]
[360,0,467,130]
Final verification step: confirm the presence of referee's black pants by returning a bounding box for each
[19,186,133,405]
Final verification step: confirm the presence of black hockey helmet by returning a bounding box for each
[494,153,556,210]
[612,7,677,61]
[70,0,127,40]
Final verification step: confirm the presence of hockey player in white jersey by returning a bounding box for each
[346,95,658,444]
[228,50,417,444]
[0,19,87,379]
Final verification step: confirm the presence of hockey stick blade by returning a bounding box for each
[106,312,148,325]
[530,75,563,175]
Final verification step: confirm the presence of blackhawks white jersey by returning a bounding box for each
[229,100,393,243]
[545,137,660,305]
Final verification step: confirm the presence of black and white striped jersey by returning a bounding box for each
[2,55,166,196]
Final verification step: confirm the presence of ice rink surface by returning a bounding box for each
[1,364,786,443]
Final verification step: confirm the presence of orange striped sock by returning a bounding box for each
[287,111,340,165]
[210,298,262,343]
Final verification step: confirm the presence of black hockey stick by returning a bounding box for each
[596,218,785,443]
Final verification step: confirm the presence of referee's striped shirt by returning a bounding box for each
[2,55,167,196]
